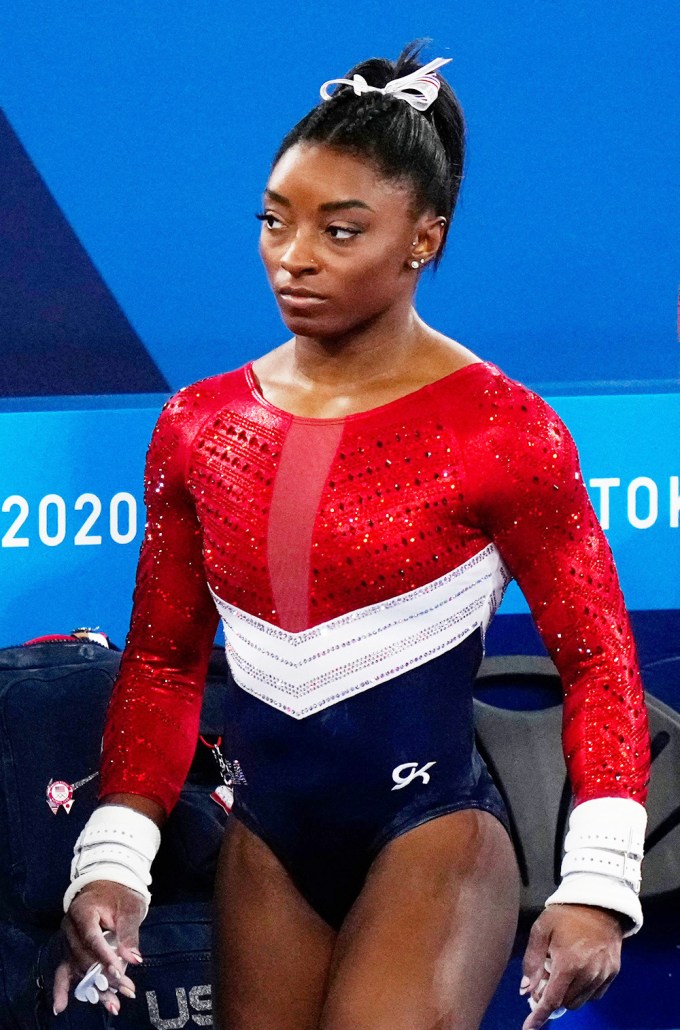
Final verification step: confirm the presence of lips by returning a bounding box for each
[277,287,327,301]
[276,288,328,315]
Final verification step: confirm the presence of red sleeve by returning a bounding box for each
[99,386,220,814]
[460,371,649,805]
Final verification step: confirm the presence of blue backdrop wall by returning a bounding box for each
[1,0,678,646]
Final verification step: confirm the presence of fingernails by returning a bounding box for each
[119,984,136,1000]
[129,948,143,963]
[53,1005,59,1016]
[108,963,124,979]
[520,975,531,995]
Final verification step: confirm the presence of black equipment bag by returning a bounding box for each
[0,640,119,924]
[0,637,229,1027]
[0,903,213,1029]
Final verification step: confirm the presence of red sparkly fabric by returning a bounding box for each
[100,362,649,813]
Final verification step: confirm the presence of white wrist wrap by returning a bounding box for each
[545,798,646,935]
[63,805,162,917]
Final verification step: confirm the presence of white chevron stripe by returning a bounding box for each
[210,543,510,719]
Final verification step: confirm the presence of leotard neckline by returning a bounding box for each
[244,359,491,425]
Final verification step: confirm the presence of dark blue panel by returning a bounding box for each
[0,110,169,396]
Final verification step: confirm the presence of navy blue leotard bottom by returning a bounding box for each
[222,630,509,929]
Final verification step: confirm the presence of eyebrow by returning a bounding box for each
[264,189,374,213]
[319,199,374,213]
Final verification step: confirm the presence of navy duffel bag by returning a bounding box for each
[0,636,229,1027]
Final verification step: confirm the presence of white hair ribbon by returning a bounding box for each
[320,56,452,113]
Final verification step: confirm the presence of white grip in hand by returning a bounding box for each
[74,930,126,1004]
[527,958,566,1020]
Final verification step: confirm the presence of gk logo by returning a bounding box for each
[391,761,437,791]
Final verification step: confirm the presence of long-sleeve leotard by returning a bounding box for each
[100,361,649,814]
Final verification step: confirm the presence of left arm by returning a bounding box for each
[461,380,650,1026]
[483,412,649,812]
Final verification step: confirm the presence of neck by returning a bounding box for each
[290,305,427,391]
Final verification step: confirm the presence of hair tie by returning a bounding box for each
[320,56,452,113]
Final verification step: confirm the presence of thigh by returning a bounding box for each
[320,809,520,1030]
[213,817,336,1030]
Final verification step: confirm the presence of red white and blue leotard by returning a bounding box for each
[100,361,649,926]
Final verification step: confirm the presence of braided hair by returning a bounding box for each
[272,42,465,264]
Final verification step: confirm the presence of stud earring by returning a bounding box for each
[410,260,420,270]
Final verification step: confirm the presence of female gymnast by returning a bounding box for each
[54,44,649,1029]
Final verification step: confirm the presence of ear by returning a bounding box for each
[409,215,447,269]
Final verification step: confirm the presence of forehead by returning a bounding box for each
[267,143,414,211]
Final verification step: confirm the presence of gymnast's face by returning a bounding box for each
[259,143,426,338]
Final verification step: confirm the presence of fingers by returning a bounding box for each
[54,883,147,1013]
[521,904,625,1026]
[521,913,552,998]
[52,960,73,1015]
[98,986,122,1016]
[522,968,571,1029]
[523,965,610,1029]
[68,882,145,971]
[62,910,121,977]
[115,906,145,968]
[562,965,615,1009]
[104,960,138,1003]
[521,952,619,1028]
[113,969,139,1000]
[53,939,138,1014]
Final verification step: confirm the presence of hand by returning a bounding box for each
[53,881,146,1016]
[520,904,624,1030]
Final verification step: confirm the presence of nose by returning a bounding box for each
[279,231,319,276]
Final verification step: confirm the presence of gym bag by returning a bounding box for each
[0,635,231,1027]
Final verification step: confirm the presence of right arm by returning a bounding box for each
[54,389,220,1013]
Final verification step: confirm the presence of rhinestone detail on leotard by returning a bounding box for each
[100,362,649,813]
[211,543,510,717]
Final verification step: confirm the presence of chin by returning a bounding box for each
[278,308,381,341]
[279,312,341,337]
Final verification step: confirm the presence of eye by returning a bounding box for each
[255,212,284,230]
[326,224,362,240]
